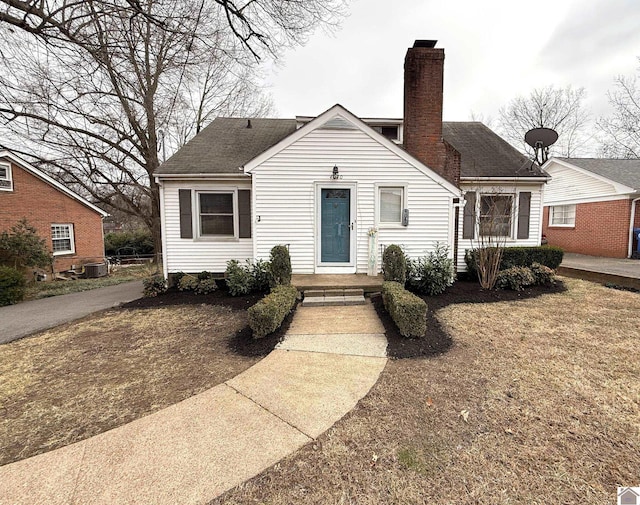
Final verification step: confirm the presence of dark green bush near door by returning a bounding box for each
[270,245,292,286]
[381,281,427,338]
[248,285,298,338]
[382,245,407,284]
[0,266,27,306]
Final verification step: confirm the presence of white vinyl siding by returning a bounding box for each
[51,224,75,255]
[457,183,546,271]
[544,162,624,205]
[550,204,576,226]
[250,127,455,274]
[162,180,252,273]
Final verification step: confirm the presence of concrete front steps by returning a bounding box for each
[302,288,366,307]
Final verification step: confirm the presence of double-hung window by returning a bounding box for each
[51,224,75,255]
[0,162,12,191]
[198,191,236,237]
[550,204,576,226]
[479,194,513,237]
[378,187,405,225]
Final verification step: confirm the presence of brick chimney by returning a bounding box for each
[404,40,460,186]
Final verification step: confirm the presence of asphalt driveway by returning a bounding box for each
[0,280,143,344]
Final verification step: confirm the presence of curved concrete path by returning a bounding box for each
[0,280,144,344]
[0,302,387,505]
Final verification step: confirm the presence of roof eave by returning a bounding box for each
[460,176,550,183]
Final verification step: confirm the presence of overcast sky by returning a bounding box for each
[264,0,640,128]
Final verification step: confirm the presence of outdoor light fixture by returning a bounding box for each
[331,165,340,180]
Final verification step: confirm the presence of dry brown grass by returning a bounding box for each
[211,278,640,505]
[0,305,253,466]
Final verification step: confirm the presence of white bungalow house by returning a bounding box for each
[155,40,549,279]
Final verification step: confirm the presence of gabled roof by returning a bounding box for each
[443,122,545,180]
[242,104,460,195]
[156,118,297,176]
[155,109,545,183]
[553,157,640,191]
[0,149,107,216]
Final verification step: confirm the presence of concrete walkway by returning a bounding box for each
[559,253,640,289]
[0,302,387,505]
[0,280,144,344]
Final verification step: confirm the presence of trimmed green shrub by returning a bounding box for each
[382,245,407,285]
[270,245,291,286]
[143,274,167,297]
[248,285,298,338]
[381,281,427,338]
[225,260,253,296]
[0,265,26,306]
[465,246,564,279]
[406,244,455,295]
[194,277,218,294]
[530,262,556,285]
[495,266,535,291]
[177,274,199,291]
[251,259,273,292]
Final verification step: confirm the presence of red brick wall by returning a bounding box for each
[542,199,633,258]
[403,44,460,186]
[0,161,105,272]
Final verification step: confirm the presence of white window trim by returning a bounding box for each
[376,183,408,228]
[195,189,239,241]
[0,162,13,191]
[478,193,516,239]
[550,204,576,227]
[51,223,75,256]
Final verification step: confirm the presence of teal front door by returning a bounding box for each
[321,188,351,263]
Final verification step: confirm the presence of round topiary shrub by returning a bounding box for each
[382,245,407,285]
[0,265,26,306]
[270,245,291,286]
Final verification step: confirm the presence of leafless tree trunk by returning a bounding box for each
[498,85,592,159]
[0,0,345,262]
[598,61,640,158]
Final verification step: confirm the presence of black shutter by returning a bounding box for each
[178,189,193,239]
[517,192,531,239]
[462,191,476,240]
[238,189,251,238]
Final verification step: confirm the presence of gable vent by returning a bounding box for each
[319,116,357,130]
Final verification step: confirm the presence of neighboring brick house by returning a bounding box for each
[542,158,640,258]
[0,148,107,272]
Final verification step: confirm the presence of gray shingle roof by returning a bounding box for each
[442,122,543,179]
[556,157,640,190]
[156,116,543,180]
[157,118,297,175]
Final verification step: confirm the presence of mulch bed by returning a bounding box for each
[122,279,566,361]
[121,284,294,357]
[374,279,566,360]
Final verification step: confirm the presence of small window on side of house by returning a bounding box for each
[550,204,576,226]
[51,224,75,255]
[379,187,404,225]
[479,194,513,237]
[0,162,12,191]
[198,191,236,237]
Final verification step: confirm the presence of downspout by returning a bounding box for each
[628,196,640,258]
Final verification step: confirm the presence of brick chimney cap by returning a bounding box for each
[413,40,437,48]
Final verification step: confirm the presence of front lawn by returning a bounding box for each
[210,277,640,504]
[0,292,274,466]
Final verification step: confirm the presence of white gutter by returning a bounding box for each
[628,196,640,258]
[460,176,550,183]
[153,172,251,180]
